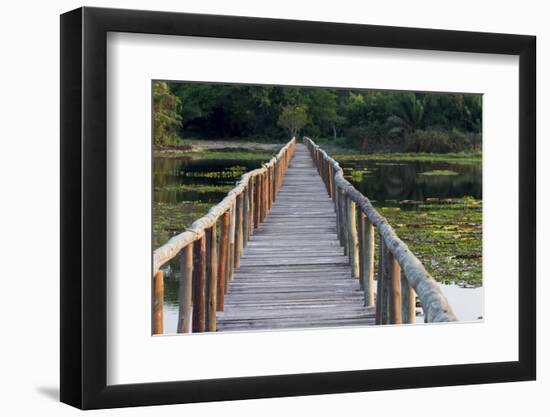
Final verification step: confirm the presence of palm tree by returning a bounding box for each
[386,94,425,137]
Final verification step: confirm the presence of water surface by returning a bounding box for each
[341,159,482,204]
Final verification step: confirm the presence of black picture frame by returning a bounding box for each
[60,6,536,410]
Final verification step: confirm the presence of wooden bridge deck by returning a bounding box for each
[217,144,376,331]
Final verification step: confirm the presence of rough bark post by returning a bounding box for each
[363,217,375,307]
[380,242,392,324]
[357,208,365,290]
[262,171,268,221]
[327,164,333,199]
[228,202,236,286]
[375,236,385,325]
[273,166,277,201]
[254,175,261,228]
[192,236,206,332]
[249,179,255,237]
[388,251,402,324]
[235,193,244,268]
[206,226,218,331]
[258,173,264,222]
[268,167,273,209]
[278,160,282,191]
[153,270,164,335]
[269,166,274,209]
[177,244,193,333]
[243,185,250,247]
[334,185,341,241]
[401,271,416,324]
[217,211,230,311]
[348,199,360,278]
[341,193,349,256]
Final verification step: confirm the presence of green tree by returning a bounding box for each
[304,89,345,139]
[386,93,425,138]
[277,105,309,137]
[153,81,182,146]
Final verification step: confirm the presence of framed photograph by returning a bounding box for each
[60,6,536,409]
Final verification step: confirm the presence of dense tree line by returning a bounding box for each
[152,81,482,153]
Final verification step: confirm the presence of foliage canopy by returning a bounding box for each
[153,81,482,153]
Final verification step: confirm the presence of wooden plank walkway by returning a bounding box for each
[216,143,376,331]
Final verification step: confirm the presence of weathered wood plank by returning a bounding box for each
[177,244,193,333]
[153,271,163,335]
[192,236,206,332]
[217,144,375,332]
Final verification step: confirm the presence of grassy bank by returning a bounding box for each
[154,139,283,159]
[333,151,482,164]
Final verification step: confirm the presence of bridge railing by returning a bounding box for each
[152,138,296,334]
[304,137,457,324]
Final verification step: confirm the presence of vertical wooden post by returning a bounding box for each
[262,171,268,221]
[192,235,206,333]
[235,193,244,268]
[341,193,349,256]
[274,165,277,197]
[330,165,334,199]
[249,179,255,237]
[269,166,273,209]
[258,173,264,222]
[206,226,218,332]
[217,211,230,311]
[254,175,261,228]
[269,167,273,209]
[362,216,375,307]
[326,163,330,192]
[177,244,193,333]
[375,235,385,325]
[379,242,394,324]
[334,185,341,241]
[275,162,279,193]
[401,272,416,324]
[228,202,236,286]
[357,208,365,290]
[388,252,402,324]
[153,271,164,335]
[347,198,359,278]
[278,161,282,191]
[243,185,250,247]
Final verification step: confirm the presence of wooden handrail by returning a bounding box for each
[303,137,457,323]
[152,137,296,334]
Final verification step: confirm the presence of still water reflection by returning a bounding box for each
[341,159,482,205]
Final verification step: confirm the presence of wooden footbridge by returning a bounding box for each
[153,137,457,335]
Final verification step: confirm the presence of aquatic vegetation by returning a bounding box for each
[153,200,212,249]
[184,165,248,179]
[378,199,482,285]
[333,152,482,164]
[154,183,234,193]
[418,170,459,176]
[347,168,368,182]
[154,149,275,160]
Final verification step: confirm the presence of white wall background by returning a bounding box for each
[0,0,545,415]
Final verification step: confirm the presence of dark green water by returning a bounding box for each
[340,159,482,206]
[154,157,265,204]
